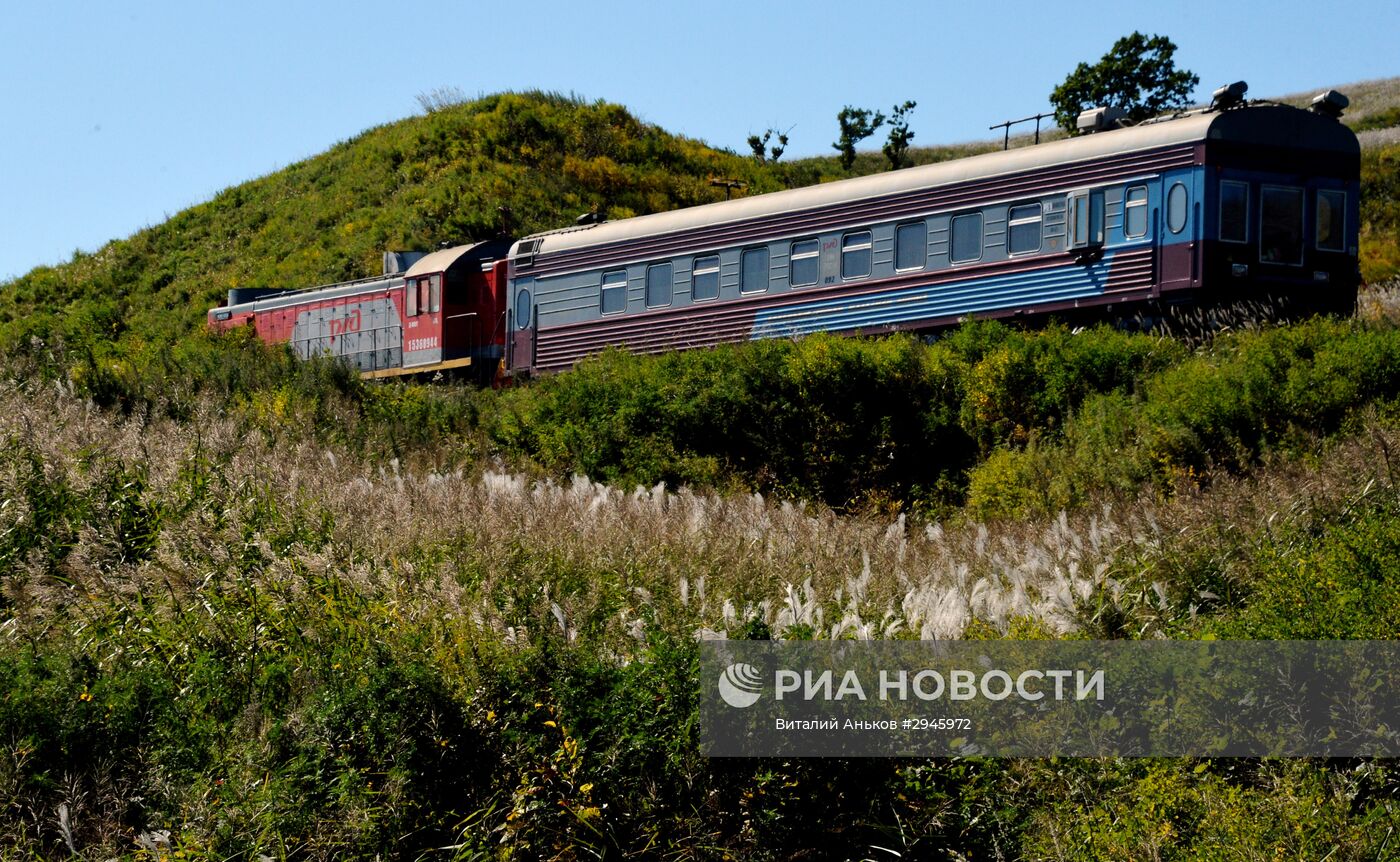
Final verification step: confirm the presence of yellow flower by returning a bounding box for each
[79,692,93,702]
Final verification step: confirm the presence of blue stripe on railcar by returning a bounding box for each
[749,253,1125,340]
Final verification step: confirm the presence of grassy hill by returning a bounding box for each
[4,86,1400,858]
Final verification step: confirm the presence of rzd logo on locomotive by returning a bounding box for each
[328,308,362,336]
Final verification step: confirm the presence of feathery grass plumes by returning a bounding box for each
[5,366,1400,855]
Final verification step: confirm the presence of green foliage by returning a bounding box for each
[746,126,789,163]
[1203,498,1400,639]
[486,323,1176,513]
[882,100,918,170]
[967,318,1400,519]
[1351,105,1400,132]
[1362,143,1400,284]
[833,105,885,171]
[1050,31,1200,132]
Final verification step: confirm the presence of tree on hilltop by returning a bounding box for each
[882,101,917,170]
[833,106,885,171]
[1049,32,1199,132]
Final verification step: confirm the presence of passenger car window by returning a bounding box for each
[1220,181,1249,243]
[1008,204,1042,254]
[895,222,927,271]
[950,213,983,263]
[1261,186,1304,265]
[646,263,673,307]
[692,255,720,300]
[741,248,769,293]
[790,239,820,286]
[842,231,872,279]
[1124,187,1148,239]
[1167,182,1189,234]
[1317,190,1346,252]
[600,270,627,314]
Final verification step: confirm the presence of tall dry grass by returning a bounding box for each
[5,367,1398,651]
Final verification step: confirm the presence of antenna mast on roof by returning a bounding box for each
[709,178,748,200]
[989,112,1053,150]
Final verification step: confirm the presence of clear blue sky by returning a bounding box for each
[3,0,1397,281]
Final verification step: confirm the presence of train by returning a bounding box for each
[209,83,1361,379]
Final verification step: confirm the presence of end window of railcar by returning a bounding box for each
[895,222,927,271]
[1260,186,1304,265]
[601,270,628,314]
[693,255,720,301]
[407,279,418,316]
[1220,181,1249,243]
[646,262,674,307]
[1124,187,1148,239]
[950,213,983,263]
[1167,183,1189,234]
[429,274,441,313]
[515,288,532,329]
[842,231,872,279]
[741,248,770,293]
[791,240,820,286]
[1008,204,1043,254]
[1317,190,1346,252]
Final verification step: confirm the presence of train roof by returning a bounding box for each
[511,102,1357,261]
[406,238,511,277]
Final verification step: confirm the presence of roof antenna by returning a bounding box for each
[989,112,1053,150]
[709,177,748,199]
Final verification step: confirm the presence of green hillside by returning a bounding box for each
[4,88,1400,858]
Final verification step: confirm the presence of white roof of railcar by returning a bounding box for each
[512,109,1223,259]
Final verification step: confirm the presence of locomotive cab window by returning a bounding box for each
[1260,186,1304,265]
[429,274,441,313]
[950,213,983,263]
[790,239,820,286]
[407,280,418,316]
[646,262,673,307]
[515,288,532,329]
[692,255,720,301]
[1124,187,1148,239]
[1317,190,1346,252]
[1167,183,1189,234]
[1008,204,1042,255]
[741,247,769,294]
[1220,181,1249,243]
[842,231,872,279]
[600,270,627,314]
[895,222,927,271]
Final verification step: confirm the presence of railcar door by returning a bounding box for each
[1158,170,1200,294]
[508,279,536,372]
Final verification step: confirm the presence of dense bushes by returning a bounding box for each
[489,323,1181,513]
[1362,143,1400,284]
[966,318,1400,518]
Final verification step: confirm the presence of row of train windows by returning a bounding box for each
[597,182,1344,313]
[610,203,1054,312]
[1219,183,1346,262]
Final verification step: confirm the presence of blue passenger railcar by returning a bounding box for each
[505,92,1359,373]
